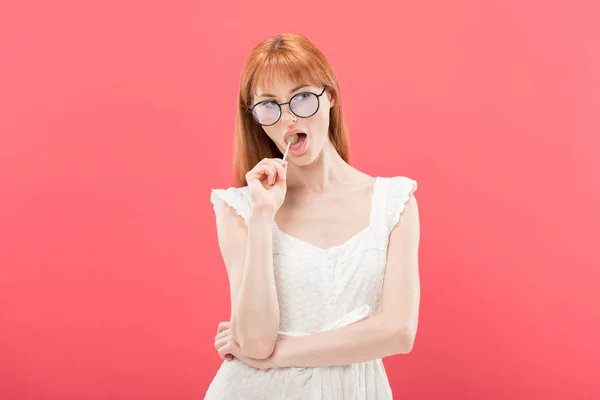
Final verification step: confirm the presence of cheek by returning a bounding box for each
[312,106,331,135]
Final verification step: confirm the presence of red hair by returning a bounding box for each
[232,32,350,187]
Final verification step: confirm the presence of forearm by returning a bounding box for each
[272,314,414,368]
[232,206,280,358]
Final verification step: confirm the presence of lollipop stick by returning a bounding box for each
[282,141,291,161]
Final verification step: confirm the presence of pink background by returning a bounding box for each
[1,0,599,398]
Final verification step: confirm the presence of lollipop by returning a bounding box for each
[282,134,299,161]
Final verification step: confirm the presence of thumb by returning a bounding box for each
[276,162,288,186]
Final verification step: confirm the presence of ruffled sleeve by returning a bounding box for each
[210,186,252,224]
[385,176,418,233]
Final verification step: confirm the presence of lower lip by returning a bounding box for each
[288,135,308,156]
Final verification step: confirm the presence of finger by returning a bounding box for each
[272,157,288,170]
[217,321,230,335]
[248,166,268,186]
[215,328,230,341]
[273,162,286,183]
[214,335,229,349]
[267,159,286,184]
[218,341,234,360]
[254,164,275,181]
[214,335,231,351]
[261,164,276,185]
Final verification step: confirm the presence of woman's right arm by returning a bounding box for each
[214,159,287,360]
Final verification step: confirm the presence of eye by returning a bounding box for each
[260,101,277,108]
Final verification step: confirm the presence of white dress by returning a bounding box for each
[205,176,417,399]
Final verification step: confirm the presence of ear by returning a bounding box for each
[328,92,335,108]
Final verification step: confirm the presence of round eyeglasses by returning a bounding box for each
[248,87,327,126]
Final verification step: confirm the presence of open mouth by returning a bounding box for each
[285,132,308,156]
[290,133,307,149]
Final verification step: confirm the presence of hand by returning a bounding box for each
[214,320,275,371]
[214,321,234,361]
[245,158,288,214]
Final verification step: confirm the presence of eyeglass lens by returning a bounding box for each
[252,92,319,126]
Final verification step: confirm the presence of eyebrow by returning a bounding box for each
[256,84,310,100]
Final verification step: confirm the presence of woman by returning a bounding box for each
[205,32,420,399]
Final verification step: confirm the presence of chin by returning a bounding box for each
[290,149,322,167]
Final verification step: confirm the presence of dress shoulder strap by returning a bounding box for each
[210,186,252,224]
[371,176,418,233]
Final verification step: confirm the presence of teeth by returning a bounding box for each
[285,134,300,145]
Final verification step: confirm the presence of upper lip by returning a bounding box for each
[284,129,305,143]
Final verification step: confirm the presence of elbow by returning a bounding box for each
[238,338,276,359]
[390,324,417,354]
[231,322,277,359]
[230,313,280,359]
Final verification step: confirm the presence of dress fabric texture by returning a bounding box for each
[204,176,417,399]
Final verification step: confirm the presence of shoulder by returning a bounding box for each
[378,175,417,193]
[210,185,250,203]
[377,175,419,232]
[210,185,252,224]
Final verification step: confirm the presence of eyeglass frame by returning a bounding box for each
[247,87,328,126]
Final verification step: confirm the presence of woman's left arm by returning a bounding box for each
[226,193,421,370]
[271,193,420,368]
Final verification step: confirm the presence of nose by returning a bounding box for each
[280,104,297,125]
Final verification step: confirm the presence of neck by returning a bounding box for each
[285,140,357,194]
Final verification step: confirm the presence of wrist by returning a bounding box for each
[270,340,286,369]
[250,204,276,219]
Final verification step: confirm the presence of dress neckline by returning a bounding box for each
[272,177,382,253]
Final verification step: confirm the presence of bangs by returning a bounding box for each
[248,52,327,105]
